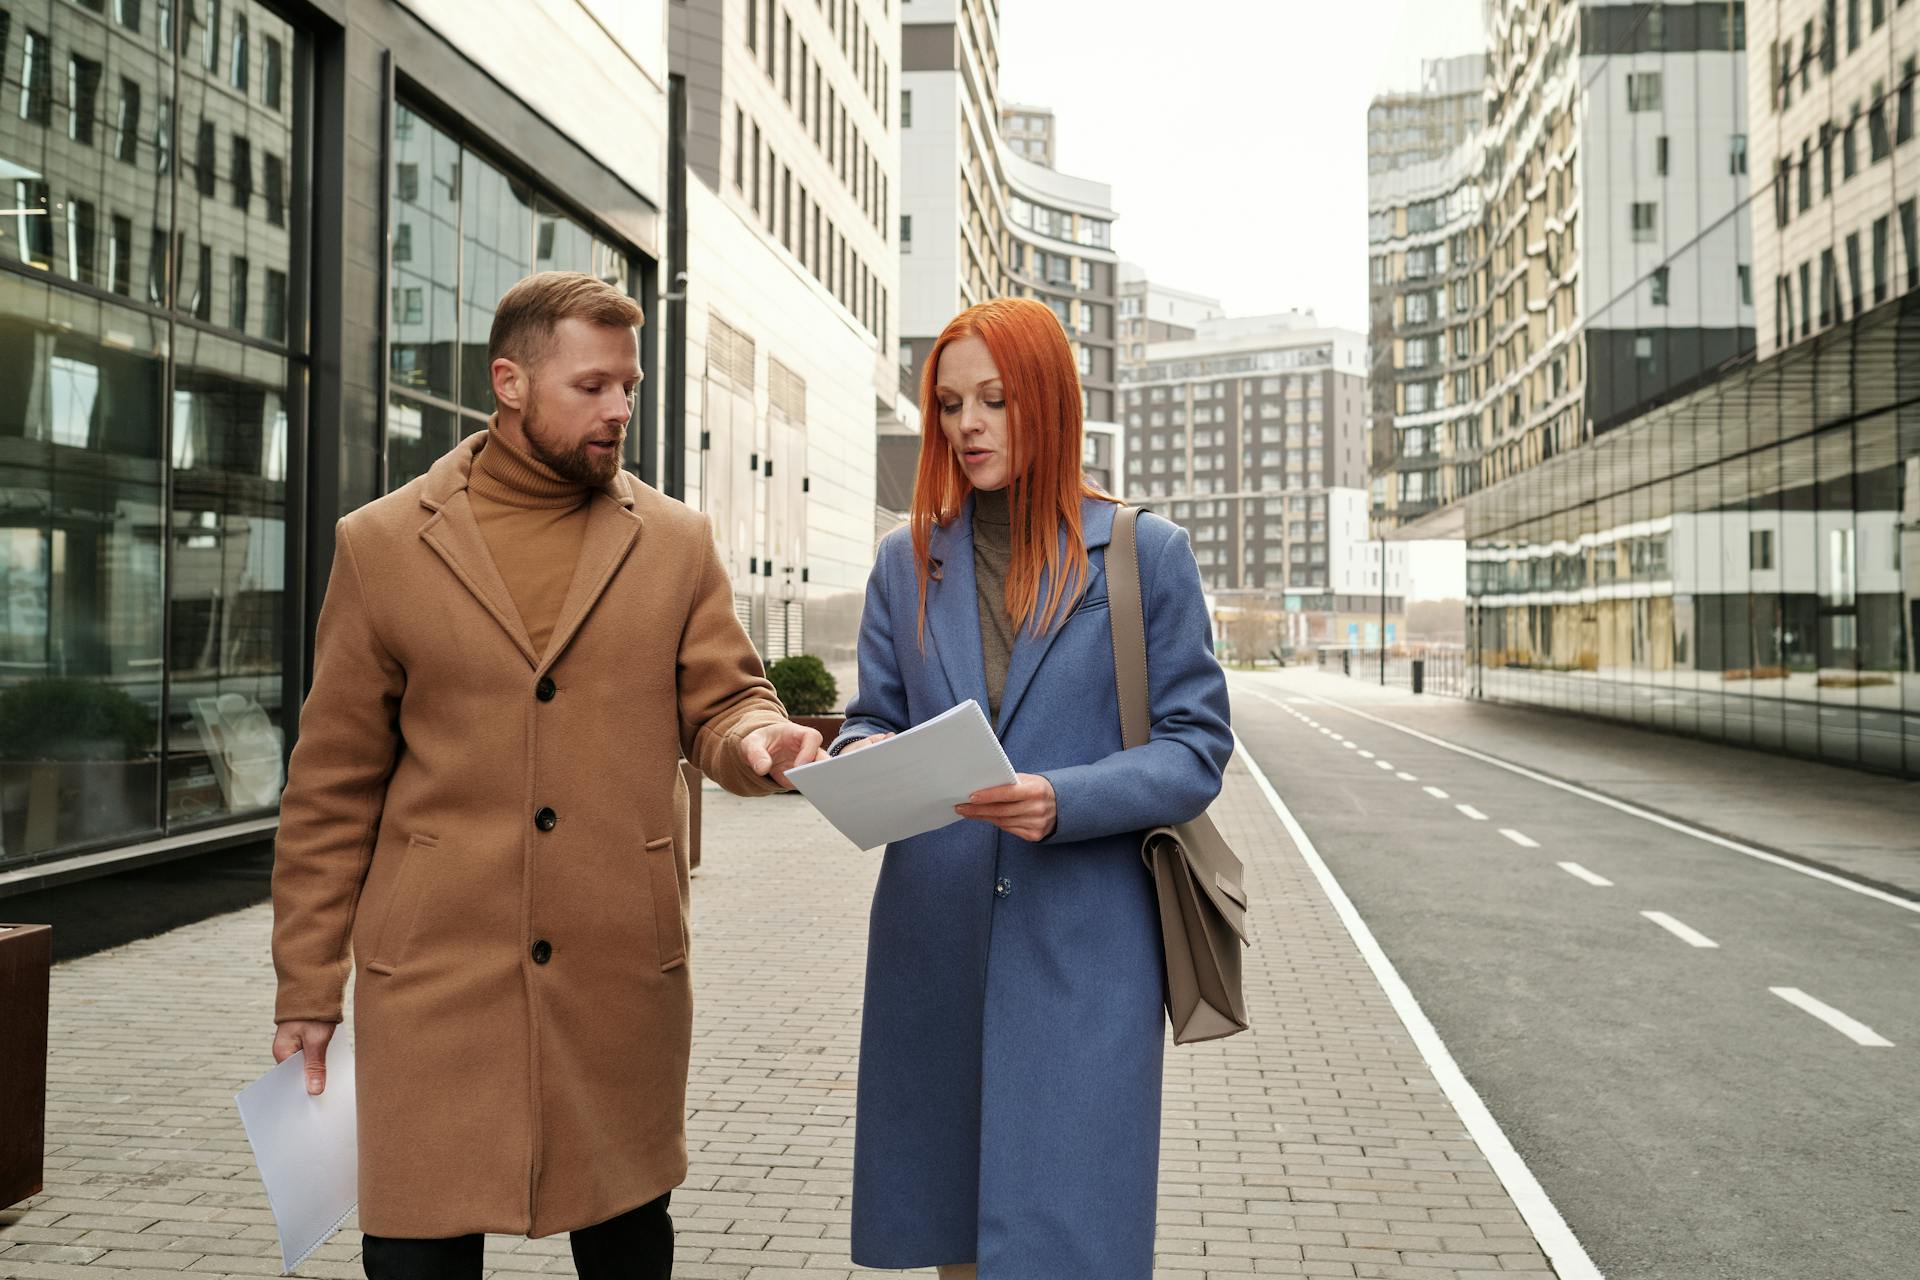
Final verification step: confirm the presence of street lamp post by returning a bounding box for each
[1379,532,1386,686]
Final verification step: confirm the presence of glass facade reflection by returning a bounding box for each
[386,101,639,491]
[1466,295,1920,775]
[0,0,305,863]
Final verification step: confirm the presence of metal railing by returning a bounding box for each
[1316,644,1469,697]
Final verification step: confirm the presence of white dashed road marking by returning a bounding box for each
[1457,804,1488,821]
[1559,862,1613,886]
[1643,911,1719,948]
[1769,988,1894,1047]
[1500,829,1540,849]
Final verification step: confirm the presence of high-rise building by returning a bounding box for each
[1000,102,1055,167]
[1403,3,1920,778]
[1751,0,1920,358]
[669,0,904,672]
[1366,56,1487,531]
[1476,0,1754,489]
[1116,264,1224,373]
[894,10,1119,509]
[0,0,673,877]
[1119,315,1395,646]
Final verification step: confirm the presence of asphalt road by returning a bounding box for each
[1228,670,1920,1280]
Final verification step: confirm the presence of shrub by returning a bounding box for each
[0,678,156,760]
[767,655,839,716]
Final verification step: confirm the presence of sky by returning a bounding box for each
[999,0,1484,335]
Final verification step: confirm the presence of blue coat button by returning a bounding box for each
[994,878,1012,898]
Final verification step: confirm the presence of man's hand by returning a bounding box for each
[838,732,894,755]
[740,721,828,789]
[272,1021,336,1096]
[955,773,1057,842]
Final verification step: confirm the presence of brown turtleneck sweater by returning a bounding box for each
[469,428,591,659]
[972,487,1017,723]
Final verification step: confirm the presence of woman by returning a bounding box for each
[831,298,1233,1279]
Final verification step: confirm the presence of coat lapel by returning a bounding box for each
[925,494,991,716]
[994,498,1119,737]
[419,487,543,671]
[536,485,643,677]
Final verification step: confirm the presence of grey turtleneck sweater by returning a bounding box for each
[971,487,1017,723]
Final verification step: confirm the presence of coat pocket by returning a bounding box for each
[644,836,688,973]
[364,834,437,976]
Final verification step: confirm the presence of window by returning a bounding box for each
[1820,248,1838,325]
[900,215,911,251]
[1870,81,1891,160]
[1730,133,1748,174]
[1631,202,1658,242]
[1655,135,1669,175]
[1627,72,1662,112]
[1752,529,1775,570]
[265,153,284,226]
[747,0,757,51]
[201,0,221,73]
[191,242,212,320]
[1799,138,1813,210]
[1650,266,1669,306]
[1845,104,1860,177]
[1873,215,1889,304]
[195,120,217,197]
[900,89,911,127]
[116,79,142,163]
[1846,231,1864,316]
[1848,0,1861,50]
[1903,200,1919,291]
[265,267,287,343]
[108,213,132,295]
[1634,333,1657,380]
[1900,58,1916,146]
[230,13,249,90]
[230,255,249,330]
[68,54,103,146]
[1739,264,1753,307]
[733,108,744,191]
[64,196,97,285]
[231,136,252,210]
[265,36,283,111]
[20,28,51,125]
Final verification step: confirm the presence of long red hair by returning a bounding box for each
[910,297,1116,645]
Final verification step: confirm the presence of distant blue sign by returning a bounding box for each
[1347,622,1359,643]
[1364,623,1379,646]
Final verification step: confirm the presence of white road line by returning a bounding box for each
[1642,911,1719,948]
[1375,760,1395,771]
[1559,862,1613,886]
[1240,683,1920,917]
[1423,785,1451,800]
[1500,829,1540,849]
[1230,733,1603,1280]
[1396,771,1418,781]
[1342,741,1358,750]
[1769,988,1894,1047]
[1457,804,1488,821]
[1358,749,1375,759]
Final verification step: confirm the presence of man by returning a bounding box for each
[270,272,823,1279]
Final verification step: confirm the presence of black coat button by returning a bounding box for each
[531,939,552,965]
[535,677,556,702]
[535,807,557,832]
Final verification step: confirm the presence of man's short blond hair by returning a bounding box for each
[487,271,645,368]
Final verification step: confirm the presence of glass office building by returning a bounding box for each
[1465,296,1920,774]
[0,0,668,877]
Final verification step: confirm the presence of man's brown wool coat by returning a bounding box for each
[271,432,787,1238]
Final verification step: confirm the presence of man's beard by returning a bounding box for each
[522,392,624,488]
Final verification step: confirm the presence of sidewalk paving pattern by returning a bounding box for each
[0,756,1559,1279]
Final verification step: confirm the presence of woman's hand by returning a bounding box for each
[955,774,1057,842]
[839,732,894,755]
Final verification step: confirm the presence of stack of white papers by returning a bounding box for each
[235,1047,359,1274]
[788,700,1018,849]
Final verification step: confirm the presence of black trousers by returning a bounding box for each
[360,1192,672,1279]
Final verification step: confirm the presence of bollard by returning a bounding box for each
[1412,658,1426,695]
[0,922,52,1208]
[1341,650,1351,676]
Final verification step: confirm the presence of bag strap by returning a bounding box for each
[1107,505,1150,751]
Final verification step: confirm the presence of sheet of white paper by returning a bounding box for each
[235,1046,359,1274]
[787,700,1019,850]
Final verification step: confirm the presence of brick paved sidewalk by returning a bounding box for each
[0,759,1559,1279]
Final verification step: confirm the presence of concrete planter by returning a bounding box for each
[0,922,51,1208]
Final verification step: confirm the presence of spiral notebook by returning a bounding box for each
[787,699,1018,850]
